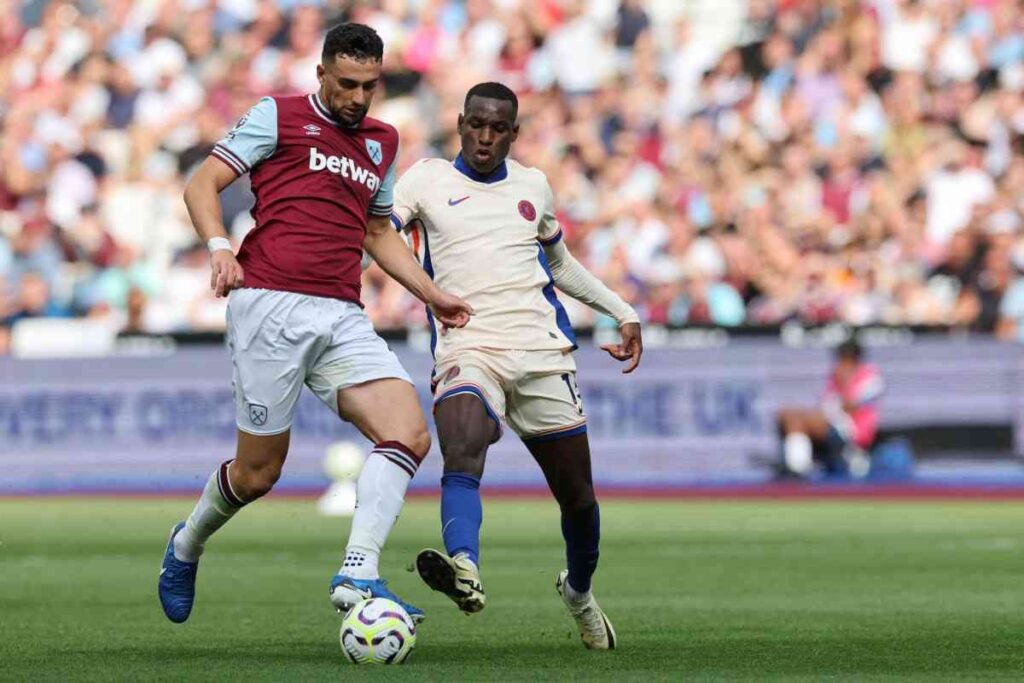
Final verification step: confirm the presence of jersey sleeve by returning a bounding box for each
[370,149,398,217]
[537,177,563,245]
[390,161,423,231]
[211,97,278,176]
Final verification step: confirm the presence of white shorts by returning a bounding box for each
[431,348,586,443]
[226,288,412,435]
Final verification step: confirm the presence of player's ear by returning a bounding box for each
[457,113,464,133]
[511,123,520,142]
[316,63,325,85]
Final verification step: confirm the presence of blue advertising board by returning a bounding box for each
[1,339,1020,493]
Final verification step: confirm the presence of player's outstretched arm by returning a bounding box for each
[542,239,643,372]
[183,158,245,298]
[363,215,473,329]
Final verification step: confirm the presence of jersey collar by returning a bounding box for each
[309,92,360,129]
[454,154,508,184]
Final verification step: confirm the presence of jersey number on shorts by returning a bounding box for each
[561,373,584,415]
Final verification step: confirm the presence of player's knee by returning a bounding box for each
[380,421,431,460]
[550,471,596,513]
[441,438,487,477]
[253,466,282,498]
[233,461,282,500]
[560,495,597,519]
[405,427,431,460]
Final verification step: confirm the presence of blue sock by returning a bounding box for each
[562,502,600,593]
[440,473,481,565]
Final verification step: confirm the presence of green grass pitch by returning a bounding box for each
[1,497,1022,681]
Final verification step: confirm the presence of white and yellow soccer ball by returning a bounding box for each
[339,598,417,664]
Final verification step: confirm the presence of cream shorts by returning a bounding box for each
[226,288,412,435]
[432,348,586,443]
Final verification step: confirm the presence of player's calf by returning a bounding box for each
[559,499,600,593]
[527,434,602,595]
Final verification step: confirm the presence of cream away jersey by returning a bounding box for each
[391,155,576,359]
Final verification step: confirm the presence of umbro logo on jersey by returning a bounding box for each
[303,124,321,136]
[448,196,470,206]
[308,147,381,192]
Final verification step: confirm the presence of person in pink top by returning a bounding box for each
[776,339,885,478]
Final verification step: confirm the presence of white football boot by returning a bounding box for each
[556,570,617,650]
[416,548,486,614]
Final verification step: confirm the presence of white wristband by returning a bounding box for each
[360,250,374,271]
[207,237,232,253]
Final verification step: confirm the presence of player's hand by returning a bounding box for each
[428,289,474,332]
[601,322,643,374]
[210,250,245,298]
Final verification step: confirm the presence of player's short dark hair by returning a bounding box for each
[322,23,384,63]
[835,338,863,362]
[464,82,518,119]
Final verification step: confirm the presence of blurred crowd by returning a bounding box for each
[2,0,1024,353]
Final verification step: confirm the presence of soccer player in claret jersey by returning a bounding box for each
[391,83,642,649]
[158,24,472,624]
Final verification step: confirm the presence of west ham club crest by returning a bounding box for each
[365,139,383,165]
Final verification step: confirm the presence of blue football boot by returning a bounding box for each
[158,522,199,623]
[329,574,425,623]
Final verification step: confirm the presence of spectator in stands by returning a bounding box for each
[0,0,1021,343]
[3,270,69,325]
[776,339,885,479]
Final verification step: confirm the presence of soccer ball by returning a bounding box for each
[339,598,417,664]
[323,441,365,480]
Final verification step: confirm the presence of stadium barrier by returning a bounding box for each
[2,335,1020,494]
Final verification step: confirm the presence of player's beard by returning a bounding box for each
[337,105,368,127]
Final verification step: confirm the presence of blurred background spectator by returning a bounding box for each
[1,0,1022,345]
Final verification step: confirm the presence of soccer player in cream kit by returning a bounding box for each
[393,83,643,649]
[158,24,471,624]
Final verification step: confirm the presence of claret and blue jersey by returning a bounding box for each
[211,93,399,304]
